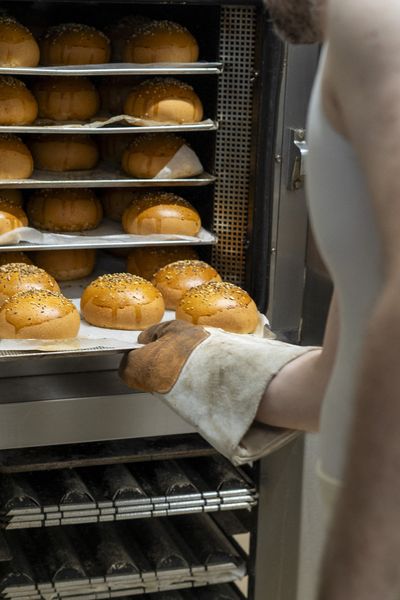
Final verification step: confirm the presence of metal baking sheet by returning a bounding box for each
[0,62,223,77]
[0,168,216,190]
[0,224,217,252]
[0,121,218,135]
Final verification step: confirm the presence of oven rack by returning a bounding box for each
[118,583,244,600]
[0,168,215,189]
[0,515,246,599]
[0,122,218,135]
[0,457,257,530]
[0,63,223,77]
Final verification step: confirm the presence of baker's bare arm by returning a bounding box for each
[317,1,400,598]
[256,292,339,432]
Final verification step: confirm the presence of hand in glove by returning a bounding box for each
[119,320,313,465]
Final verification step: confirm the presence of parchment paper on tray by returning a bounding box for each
[0,220,215,247]
[35,115,215,129]
[0,305,270,353]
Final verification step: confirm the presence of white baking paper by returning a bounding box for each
[0,305,269,353]
[0,220,215,247]
[155,144,204,179]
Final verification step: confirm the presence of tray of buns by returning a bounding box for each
[0,168,216,189]
[0,121,218,135]
[0,62,223,77]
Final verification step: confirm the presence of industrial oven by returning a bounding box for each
[0,2,321,599]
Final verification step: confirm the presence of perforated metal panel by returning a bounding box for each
[213,5,257,285]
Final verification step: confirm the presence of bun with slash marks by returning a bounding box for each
[105,15,152,62]
[40,23,110,66]
[123,20,199,64]
[126,245,198,281]
[0,289,80,339]
[153,260,221,309]
[0,262,60,306]
[124,78,203,124]
[176,281,259,334]
[0,134,33,179]
[29,134,99,172]
[122,191,201,236]
[33,249,96,281]
[81,272,165,330]
[0,17,40,67]
[27,188,102,232]
[0,76,38,125]
[121,133,186,179]
[101,188,145,222]
[32,76,100,122]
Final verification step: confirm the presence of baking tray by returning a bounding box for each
[0,516,246,598]
[0,122,218,135]
[0,458,257,530]
[0,168,216,189]
[0,224,217,251]
[0,62,223,77]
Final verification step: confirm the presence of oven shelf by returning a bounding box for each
[0,515,245,599]
[0,121,218,135]
[0,457,256,530]
[0,62,223,77]
[0,168,216,189]
[123,583,245,599]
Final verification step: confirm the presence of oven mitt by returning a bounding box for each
[119,320,314,465]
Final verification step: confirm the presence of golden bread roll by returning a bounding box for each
[29,134,99,171]
[121,133,185,178]
[0,189,23,206]
[127,245,198,280]
[123,20,199,63]
[176,281,259,334]
[40,23,110,66]
[0,210,24,234]
[0,262,60,306]
[101,188,145,221]
[27,188,102,232]
[81,272,165,330]
[0,76,38,125]
[124,78,203,124]
[0,17,40,67]
[98,76,136,115]
[0,251,32,266]
[0,289,80,339]
[105,15,152,61]
[153,260,221,309]
[0,201,27,225]
[122,191,201,235]
[32,249,96,281]
[0,134,33,179]
[32,77,100,121]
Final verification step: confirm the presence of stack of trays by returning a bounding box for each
[0,457,257,529]
[0,515,246,599]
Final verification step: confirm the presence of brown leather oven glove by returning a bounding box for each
[119,320,209,394]
[119,319,314,465]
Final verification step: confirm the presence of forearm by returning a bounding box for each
[318,290,400,599]
[256,347,324,432]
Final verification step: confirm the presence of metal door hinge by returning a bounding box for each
[287,128,308,191]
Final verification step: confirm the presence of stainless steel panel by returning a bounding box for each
[267,44,320,340]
